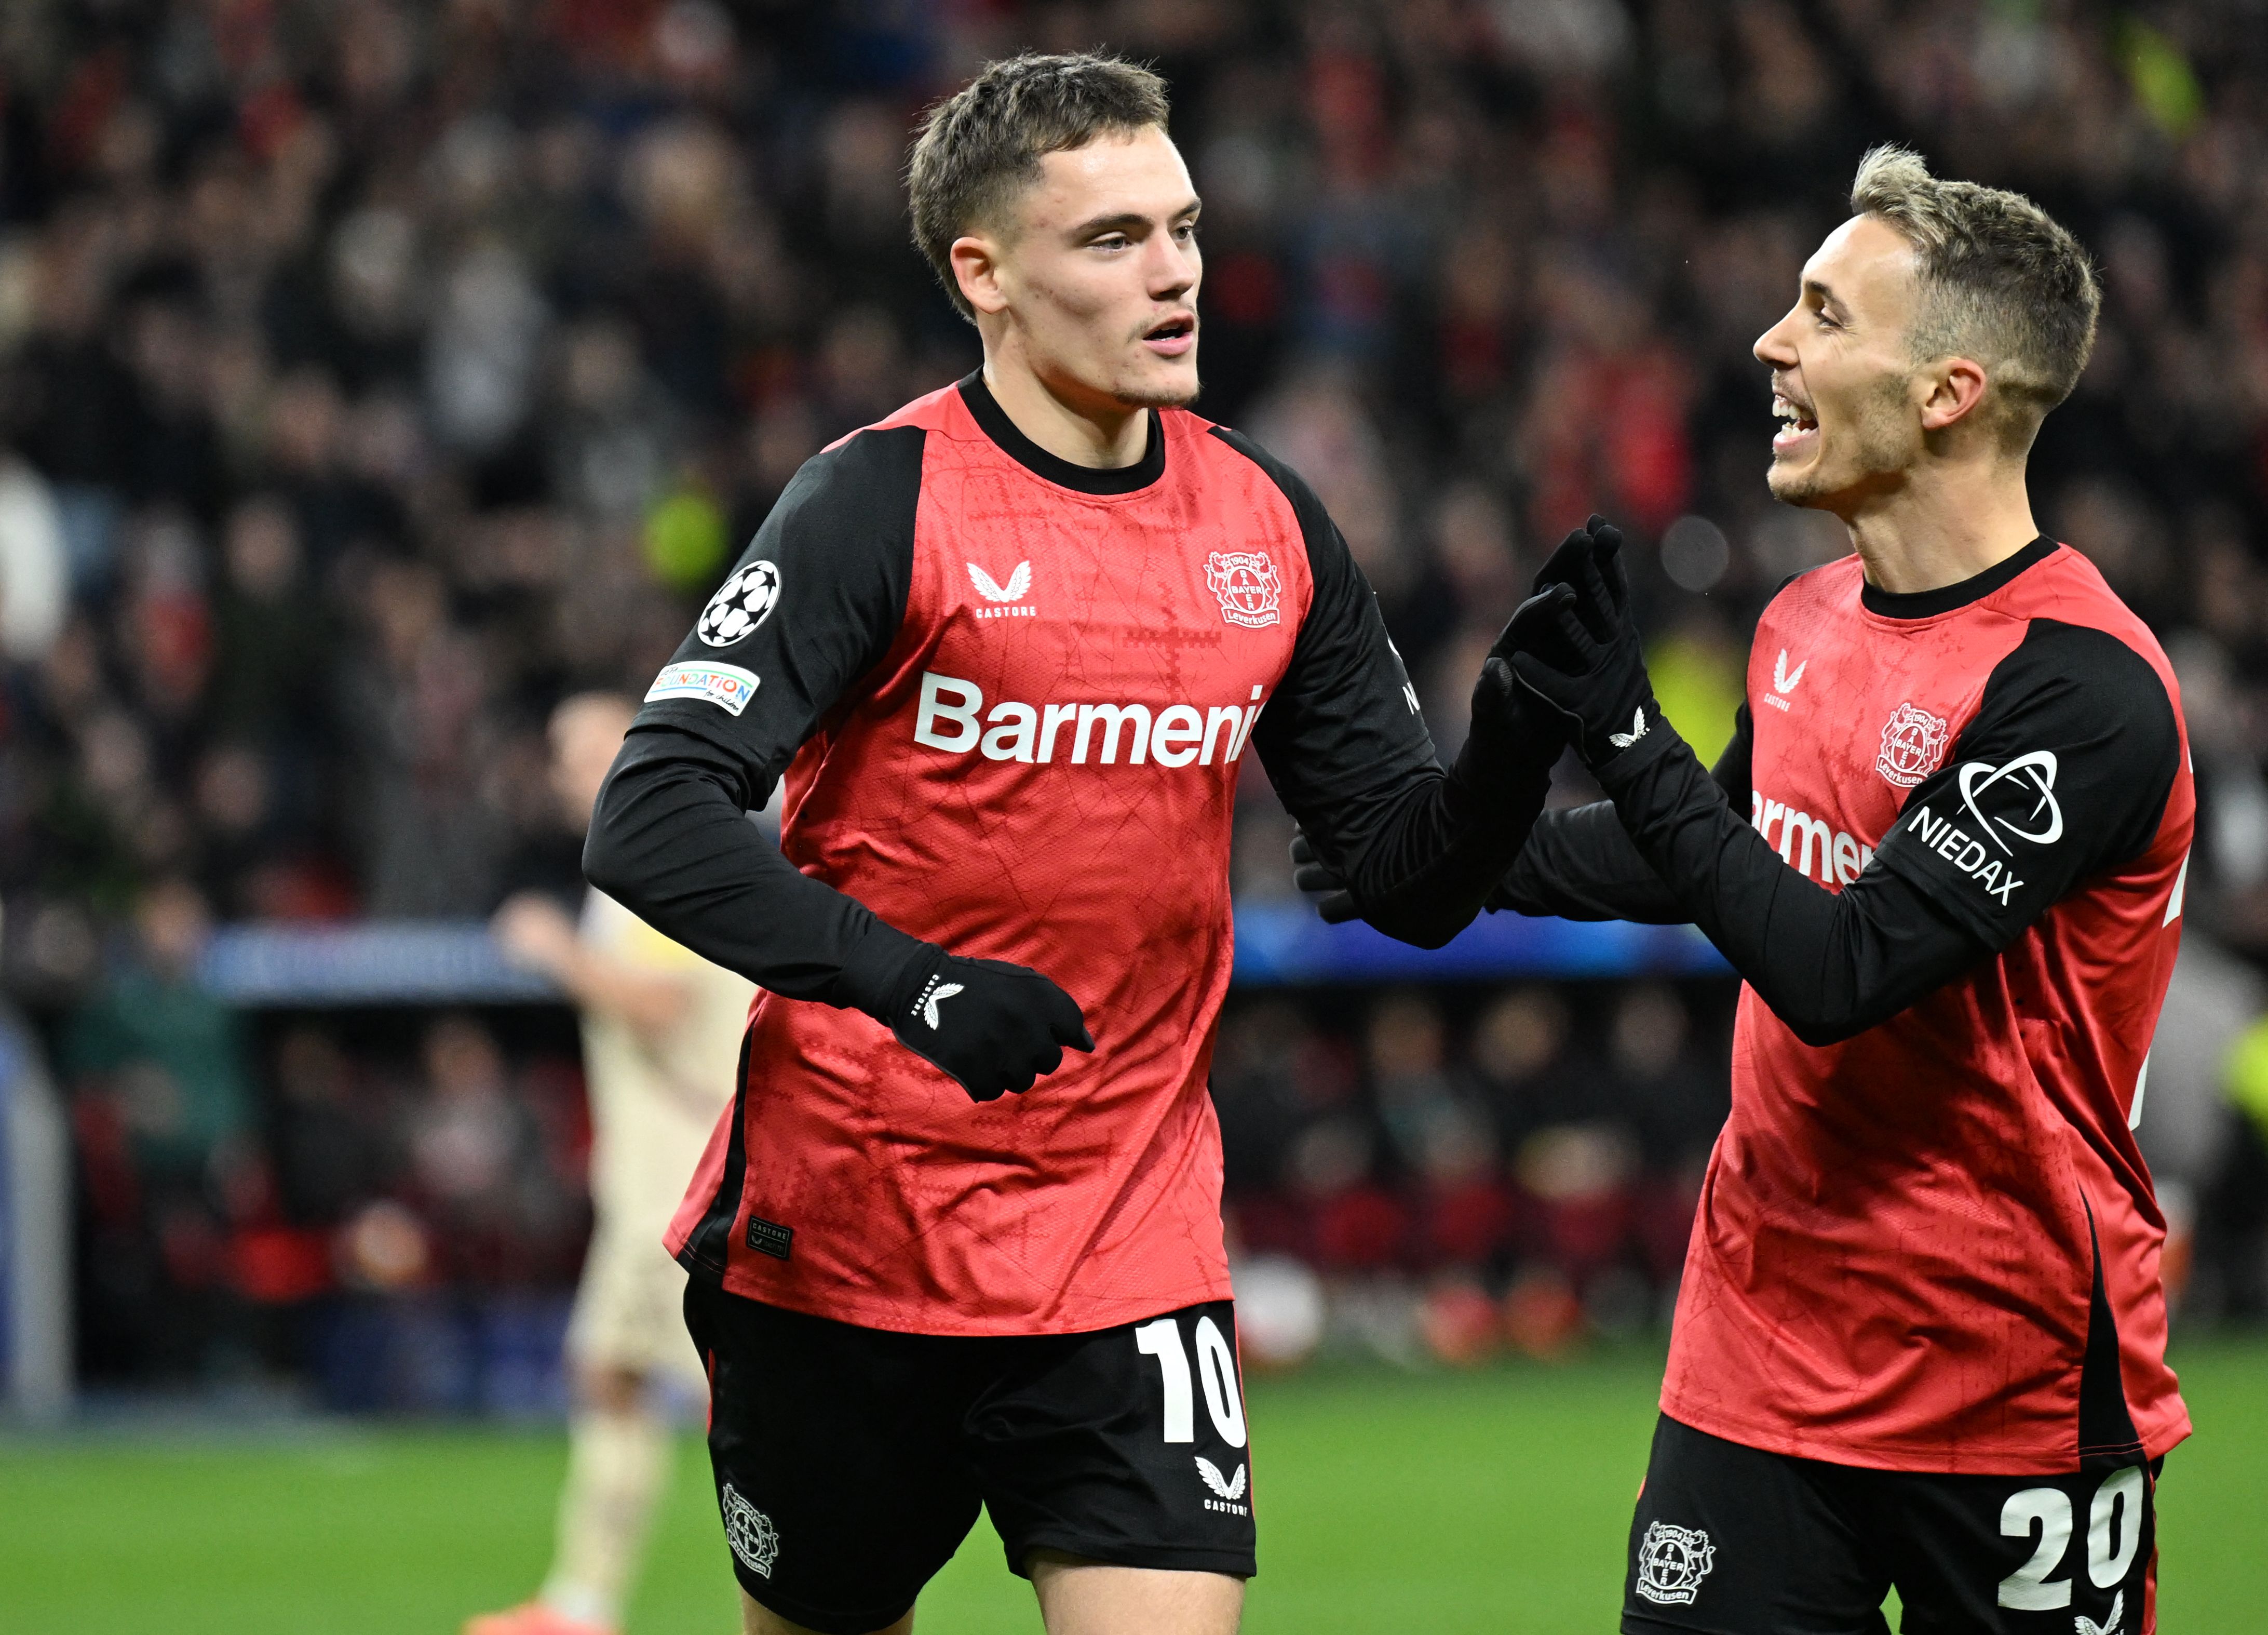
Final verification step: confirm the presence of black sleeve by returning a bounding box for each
[1492,706,1754,923]
[582,426,935,1013]
[1587,621,2180,1046]
[1210,426,1557,950]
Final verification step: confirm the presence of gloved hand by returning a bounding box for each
[885,945,1094,1102]
[1507,520,1662,769]
[1460,515,1629,770]
[1288,828,1361,924]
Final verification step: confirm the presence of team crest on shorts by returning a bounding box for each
[1635,1520,1716,1606]
[721,1482,780,1578]
[1877,701,1951,788]
[1206,551,1282,628]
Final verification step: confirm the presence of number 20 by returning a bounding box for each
[1997,1467,2145,1610]
[1135,1316,1248,1449]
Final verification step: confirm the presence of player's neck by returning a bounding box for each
[1840,465,2040,597]
[979,352,1150,470]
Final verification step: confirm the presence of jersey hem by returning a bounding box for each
[1657,1394,2193,1476]
[701,1266,1239,1339]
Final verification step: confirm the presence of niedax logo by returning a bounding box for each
[698,560,781,647]
[1206,551,1281,628]
[1877,701,1951,788]
[1956,750,2063,852]
[720,1483,780,1578]
[1634,1520,1716,1606]
[967,560,1036,619]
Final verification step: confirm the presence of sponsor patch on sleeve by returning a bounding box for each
[646,661,761,716]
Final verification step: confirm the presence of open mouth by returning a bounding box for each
[1143,314,1196,356]
[1772,392,1819,452]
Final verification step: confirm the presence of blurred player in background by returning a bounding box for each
[1306,148,2190,1633]
[584,51,1563,1635]
[468,692,754,1635]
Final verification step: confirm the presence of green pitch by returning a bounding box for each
[6,1339,2263,1632]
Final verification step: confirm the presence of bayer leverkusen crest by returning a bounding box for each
[1877,701,1951,788]
[1206,551,1282,628]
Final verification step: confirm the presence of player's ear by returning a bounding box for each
[951,233,1011,318]
[1919,356,1990,434]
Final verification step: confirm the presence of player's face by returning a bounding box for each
[983,126,1202,411]
[1753,215,1928,512]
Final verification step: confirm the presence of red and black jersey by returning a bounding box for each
[1503,539,2192,1475]
[587,374,1548,1335]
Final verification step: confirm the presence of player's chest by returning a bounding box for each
[1745,603,2001,886]
[907,475,1306,703]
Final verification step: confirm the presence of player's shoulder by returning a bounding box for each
[2004,543,2173,669]
[772,401,936,530]
[1189,416,1308,494]
[1982,615,2175,734]
[1186,417,1329,542]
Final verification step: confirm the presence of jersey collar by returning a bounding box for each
[957,371,1167,495]
[1858,535,2058,619]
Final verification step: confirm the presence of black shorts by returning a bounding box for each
[1624,1415,2158,1635]
[683,1278,1257,1635]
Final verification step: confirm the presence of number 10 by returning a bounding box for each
[1135,1316,1249,1448]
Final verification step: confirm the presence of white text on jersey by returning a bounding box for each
[1752,790,1875,886]
[912,671,1264,767]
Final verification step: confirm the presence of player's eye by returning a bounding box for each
[1092,234,1131,251]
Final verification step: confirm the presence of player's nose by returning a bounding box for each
[1754,309,1800,369]
[1148,234,1198,300]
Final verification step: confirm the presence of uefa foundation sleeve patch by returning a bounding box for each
[647,661,762,716]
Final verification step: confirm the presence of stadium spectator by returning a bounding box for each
[5,0,2266,1384]
[62,876,250,1376]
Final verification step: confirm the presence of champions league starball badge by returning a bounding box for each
[698,560,783,648]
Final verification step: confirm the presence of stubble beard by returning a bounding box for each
[1114,368,1202,410]
[1767,374,1914,511]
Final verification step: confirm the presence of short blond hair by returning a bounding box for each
[1851,145,2101,434]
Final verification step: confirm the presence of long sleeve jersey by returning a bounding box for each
[584,374,1553,1334]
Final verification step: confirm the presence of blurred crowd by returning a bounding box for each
[10,1,2268,1382]
[68,903,596,1396]
[1213,981,1730,1365]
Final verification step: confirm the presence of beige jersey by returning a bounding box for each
[577,889,752,1227]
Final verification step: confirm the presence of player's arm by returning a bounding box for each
[1513,532,2180,1046]
[581,430,1090,1101]
[1216,427,1567,950]
[1487,706,1752,923]
[1293,708,1754,926]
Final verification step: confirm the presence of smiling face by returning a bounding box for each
[956,125,1202,412]
[1753,214,1934,513]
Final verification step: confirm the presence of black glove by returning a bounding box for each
[1289,828,1361,924]
[1458,515,1630,773]
[870,941,1094,1102]
[1508,521,1661,769]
